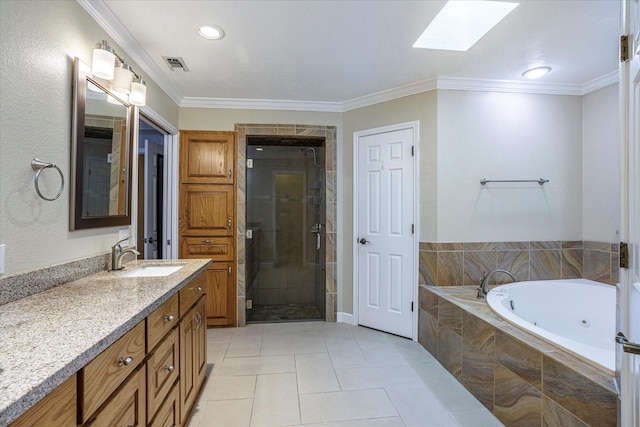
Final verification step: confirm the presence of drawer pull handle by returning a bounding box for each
[164,314,175,322]
[164,364,175,372]
[228,169,232,178]
[228,219,232,230]
[118,356,134,366]
[202,239,214,244]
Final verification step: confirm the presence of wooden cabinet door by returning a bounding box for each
[205,262,237,327]
[194,297,207,388]
[148,383,179,427]
[146,328,179,421]
[85,366,146,427]
[179,296,207,426]
[180,131,236,184]
[179,184,234,237]
[10,375,76,427]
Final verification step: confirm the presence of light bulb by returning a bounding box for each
[92,40,115,80]
[130,78,146,106]
[113,62,133,94]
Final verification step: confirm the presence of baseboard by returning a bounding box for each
[337,312,356,325]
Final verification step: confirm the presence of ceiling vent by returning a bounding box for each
[162,56,190,72]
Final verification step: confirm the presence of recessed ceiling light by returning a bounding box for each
[413,1,519,51]
[522,66,552,79]
[198,25,225,40]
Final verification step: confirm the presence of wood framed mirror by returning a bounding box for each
[70,58,134,230]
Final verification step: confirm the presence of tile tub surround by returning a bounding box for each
[419,240,619,287]
[418,285,618,427]
[236,124,337,326]
[0,258,210,426]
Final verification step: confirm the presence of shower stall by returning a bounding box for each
[245,136,326,322]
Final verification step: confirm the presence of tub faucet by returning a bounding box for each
[111,237,141,271]
[477,269,518,299]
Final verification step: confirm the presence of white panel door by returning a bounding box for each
[356,125,416,338]
[620,0,640,425]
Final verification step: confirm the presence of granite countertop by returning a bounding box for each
[0,258,210,426]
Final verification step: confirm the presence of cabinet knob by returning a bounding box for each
[228,169,232,178]
[117,356,134,366]
[164,364,175,372]
[195,286,202,292]
[164,314,175,322]
[228,219,232,230]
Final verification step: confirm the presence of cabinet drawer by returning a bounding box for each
[147,293,179,352]
[179,272,206,317]
[148,382,179,427]
[84,365,146,427]
[81,321,145,422]
[10,375,76,427]
[147,328,179,420]
[180,236,235,261]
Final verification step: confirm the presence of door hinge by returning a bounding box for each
[411,224,414,234]
[411,301,414,312]
[621,35,630,62]
[411,146,414,157]
[620,242,629,268]
[166,239,171,245]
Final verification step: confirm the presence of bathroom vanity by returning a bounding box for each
[0,258,210,427]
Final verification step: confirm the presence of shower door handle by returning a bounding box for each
[616,332,640,355]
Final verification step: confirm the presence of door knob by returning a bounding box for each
[358,238,371,245]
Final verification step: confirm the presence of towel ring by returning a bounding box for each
[31,158,64,201]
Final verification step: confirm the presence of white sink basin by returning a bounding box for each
[123,265,183,277]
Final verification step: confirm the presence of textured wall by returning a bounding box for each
[0,0,178,276]
[582,84,620,243]
[437,90,584,242]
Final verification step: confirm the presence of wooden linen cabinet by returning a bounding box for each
[179,130,237,327]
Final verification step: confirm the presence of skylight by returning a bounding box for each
[413,1,519,51]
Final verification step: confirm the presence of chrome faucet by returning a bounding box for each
[111,237,140,271]
[477,269,518,299]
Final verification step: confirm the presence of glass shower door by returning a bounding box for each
[245,141,325,322]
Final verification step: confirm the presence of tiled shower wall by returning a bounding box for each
[419,240,619,287]
[235,124,337,326]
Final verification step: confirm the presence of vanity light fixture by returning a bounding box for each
[522,66,551,79]
[91,40,146,106]
[198,25,225,40]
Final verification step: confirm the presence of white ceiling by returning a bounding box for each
[86,0,621,111]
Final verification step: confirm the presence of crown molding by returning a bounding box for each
[342,78,438,112]
[180,97,343,112]
[437,76,585,96]
[76,0,184,106]
[79,0,619,113]
[582,71,619,94]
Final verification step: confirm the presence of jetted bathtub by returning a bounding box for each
[486,278,616,373]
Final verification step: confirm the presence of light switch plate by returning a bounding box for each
[246,229,253,239]
[0,244,5,274]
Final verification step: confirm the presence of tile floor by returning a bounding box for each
[187,322,504,427]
